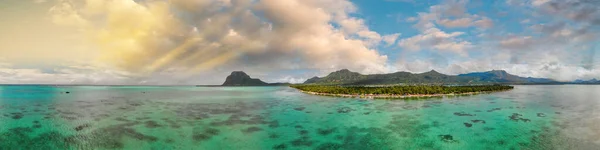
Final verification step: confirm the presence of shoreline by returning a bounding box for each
[296,89,512,99]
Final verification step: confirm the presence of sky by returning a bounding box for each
[0,0,599,85]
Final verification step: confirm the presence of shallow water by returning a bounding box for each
[0,85,599,149]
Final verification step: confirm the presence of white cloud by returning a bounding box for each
[473,17,494,29]
[412,0,493,29]
[499,36,535,50]
[436,18,473,28]
[0,62,134,85]
[382,33,401,46]
[406,17,418,22]
[33,0,47,4]
[531,0,550,6]
[274,76,307,84]
[398,27,472,55]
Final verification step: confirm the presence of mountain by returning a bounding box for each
[222,71,269,86]
[458,70,555,84]
[304,69,473,85]
[573,79,600,84]
[221,71,290,86]
[304,69,557,85]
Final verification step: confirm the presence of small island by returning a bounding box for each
[290,85,514,99]
[221,71,289,86]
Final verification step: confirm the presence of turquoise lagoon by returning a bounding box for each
[0,85,599,149]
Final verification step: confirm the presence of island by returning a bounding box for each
[290,85,513,99]
[216,69,559,98]
[292,69,524,99]
[221,71,289,86]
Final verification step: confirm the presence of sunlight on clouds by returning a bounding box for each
[49,0,393,77]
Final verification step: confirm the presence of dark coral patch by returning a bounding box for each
[471,120,486,124]
[114,117,129,122]
[439,134,458,143]
[317,128,337,136]
[497,140,506,145]
[165,139,174,143]
[269,133,280,139]
[120,128,158,141]
[242,127,263,134]
[193,134,211,141]
[273,144,287,150]
[298,130,309,135]
[290,136,314,147]
[192,127,221,142]
[536,113,546,117]
[144,121,162,128]
[509,113,531,122]
[337,107,353,113]
[74,124,90,131]
[316,142,343,150]
[205,128,220,135]
[464,123,473,128]
[268,121,280,128]
[453,112,475,116]
[10,112,24,120]
[294,107,306,111]
[487,108,502,112]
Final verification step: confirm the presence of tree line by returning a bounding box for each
[290,85,513,95]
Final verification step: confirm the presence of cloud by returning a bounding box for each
[33,0,48,4]
[382,33,401,46]
[274,76,307,84]
[499,36,535,50]
[506,0,526,6]
[395,0,600,81]
[48,0,393,79]
[0,61,134,85]
[412,0,493,29]
[532,0,550,6]
[473,17,494,29]
[540,0,600,25]
[385,0,415,3]
[436,18,473,28]
[398,27,472,55]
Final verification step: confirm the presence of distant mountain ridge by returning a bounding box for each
[222,71,289,86]
[458,70,555,84]
[573,78,600,84]
[304,69,557,85]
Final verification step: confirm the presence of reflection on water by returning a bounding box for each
[0,85,599,149]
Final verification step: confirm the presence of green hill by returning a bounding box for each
[222,71,270,86]
[221,71,290,86]
[304,69,556,85]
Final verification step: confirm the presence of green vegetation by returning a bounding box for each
[290,85,513,95]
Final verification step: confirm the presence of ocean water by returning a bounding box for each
[0,85,599,149]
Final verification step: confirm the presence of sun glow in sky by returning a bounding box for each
[0,0,599,85]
